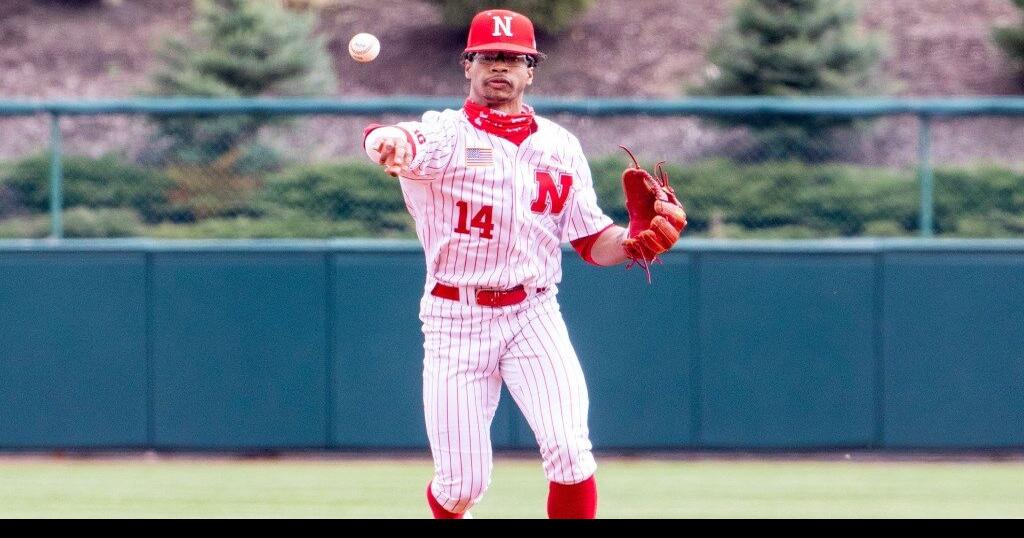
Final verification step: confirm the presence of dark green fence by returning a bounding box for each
[2,239,1022,450]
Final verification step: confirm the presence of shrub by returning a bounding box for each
[0,154,174,222]
[590,157,919,237]
[0,208,144,239]
[262,161,412,235]
[588,155,628,222]
[62,208,144,238]
[862,220,908,237]
[0,182,20,219]
[160,148,266,222]
[6,154,1023,239]
[935,167,1024,235]
[0,215,51,239]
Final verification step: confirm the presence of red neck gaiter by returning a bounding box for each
[463,98,538,146]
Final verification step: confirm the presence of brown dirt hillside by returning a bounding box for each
[2,0,1023,164]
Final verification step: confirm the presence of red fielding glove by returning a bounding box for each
[619,146,687,282]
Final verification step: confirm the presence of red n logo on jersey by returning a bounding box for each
[531,171,573,215]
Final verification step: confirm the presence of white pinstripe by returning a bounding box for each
[421,287,597,514]
[393,108,613,290]
[371,105,608,515]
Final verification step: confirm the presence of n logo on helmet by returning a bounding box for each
[531,171,573,215]
[492,16,513,37]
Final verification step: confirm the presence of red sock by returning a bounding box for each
[426,482,463,519]
[547,475,597,519]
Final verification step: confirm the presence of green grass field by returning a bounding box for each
[1,457,1023,518]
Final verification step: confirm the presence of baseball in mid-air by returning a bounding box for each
[348,33,380,63]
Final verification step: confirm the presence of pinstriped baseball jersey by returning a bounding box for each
[391,108,614,290]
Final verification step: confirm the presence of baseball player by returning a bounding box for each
[362,9,687,519]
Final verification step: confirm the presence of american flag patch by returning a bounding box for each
[465,147,493,167]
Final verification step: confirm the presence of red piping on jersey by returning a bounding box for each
[571,223,616,266]
[463,98,538,146]
[362,123,417,160]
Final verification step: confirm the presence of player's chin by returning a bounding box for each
[481,85,517,102]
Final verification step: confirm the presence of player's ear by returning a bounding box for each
[525,66,534,86]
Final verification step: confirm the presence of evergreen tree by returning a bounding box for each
[148,0,336,164]
[995,0,1024,81]
[694,0,880,161]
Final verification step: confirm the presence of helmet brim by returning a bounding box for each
[464,43,539,55]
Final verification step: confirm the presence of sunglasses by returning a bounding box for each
[469,52,537,68]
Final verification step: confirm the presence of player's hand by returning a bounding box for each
[375,136,412,178]
[624,200,687,259]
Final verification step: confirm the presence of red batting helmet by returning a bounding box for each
[464,9,539,56]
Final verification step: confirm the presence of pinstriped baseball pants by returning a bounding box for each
[420,286,597,515]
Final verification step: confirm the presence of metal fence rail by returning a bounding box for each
[6,97,1024,116]
[3,97,1024,239]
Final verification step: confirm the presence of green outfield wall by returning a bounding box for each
[1,239,1022,451]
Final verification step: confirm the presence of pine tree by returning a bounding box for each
[995,0,1024,80]
[694,0,880,161]
[148,0,336,164]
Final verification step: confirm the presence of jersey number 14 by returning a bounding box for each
[454,201,495,239]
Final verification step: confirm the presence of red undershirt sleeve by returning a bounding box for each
[570,223,616,266]
[362,123,384,142]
